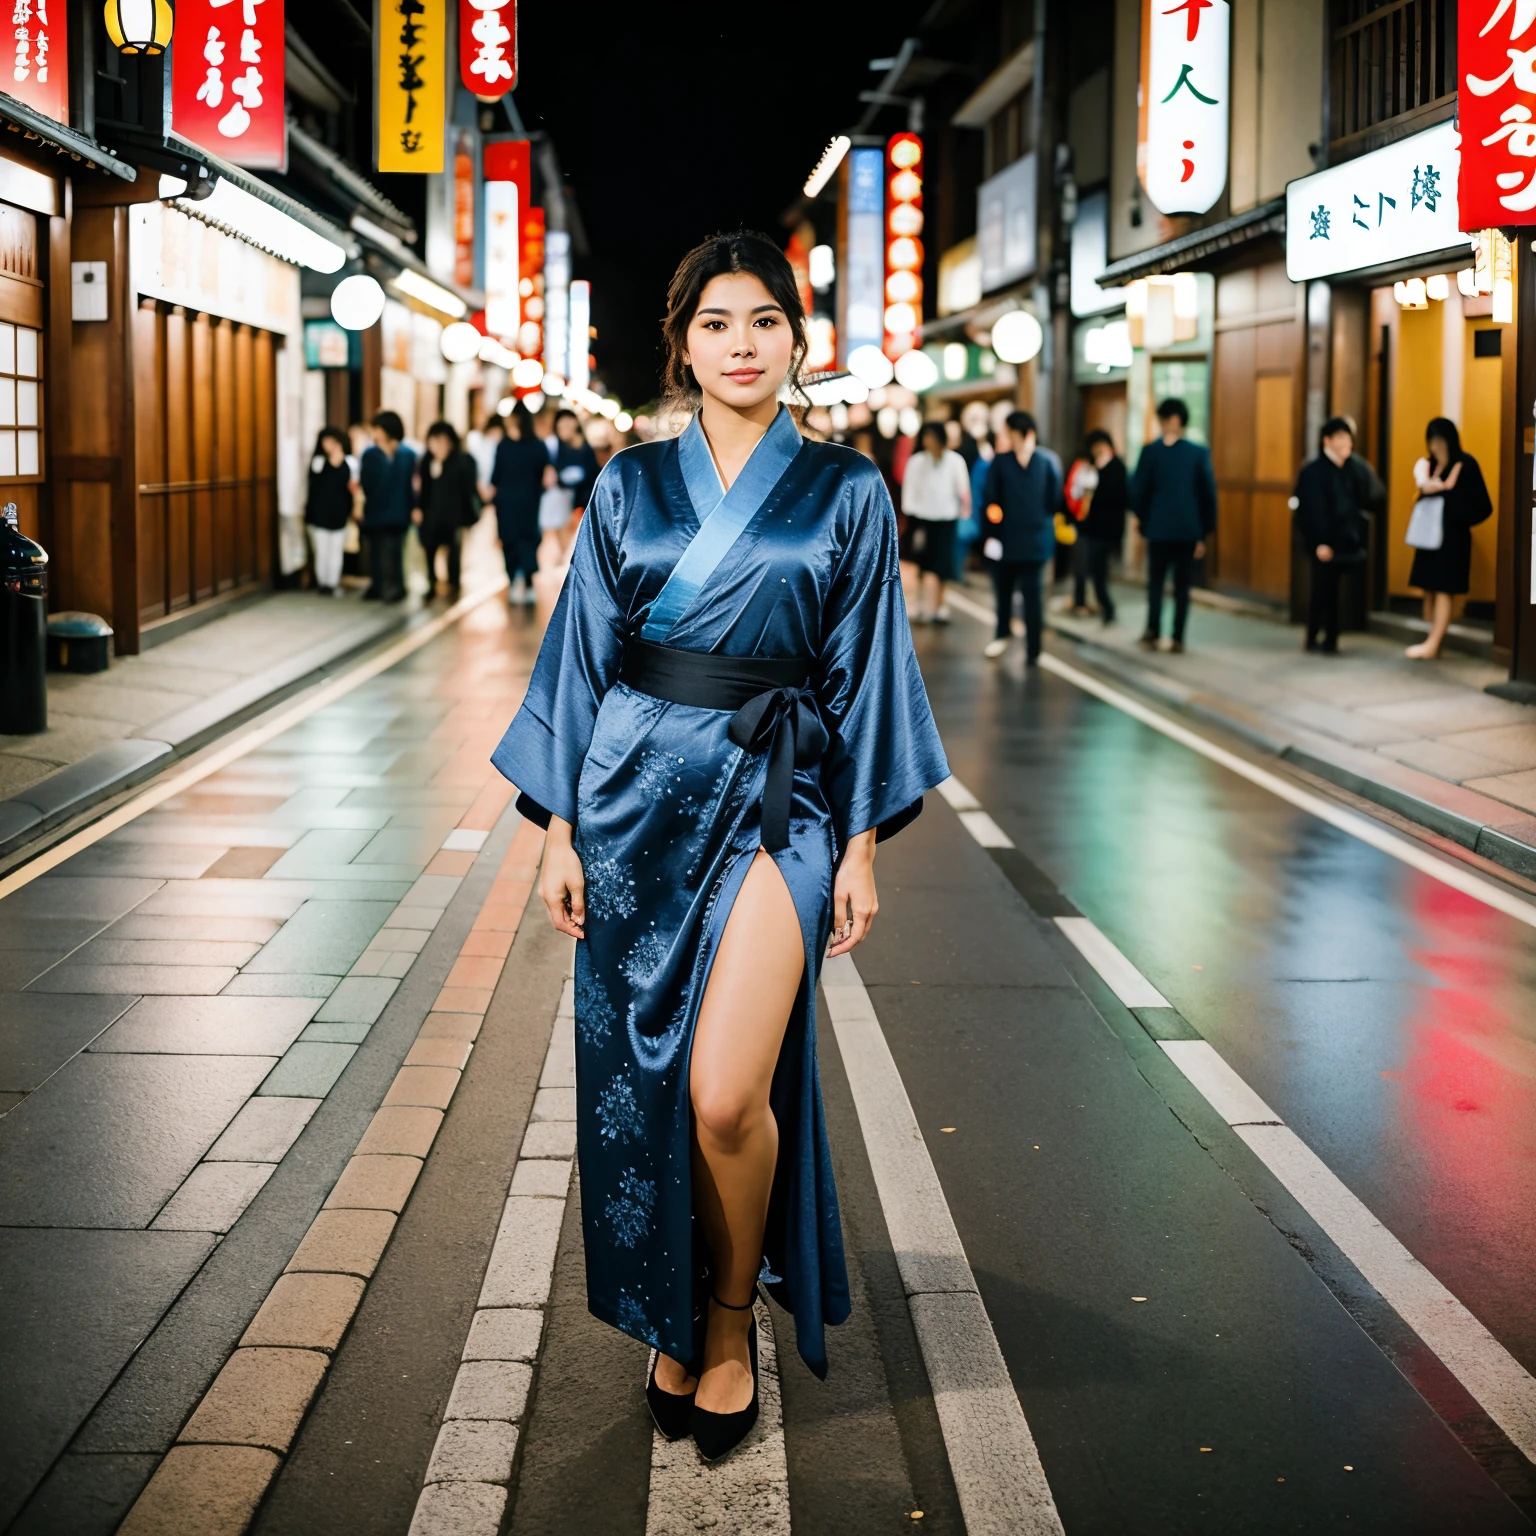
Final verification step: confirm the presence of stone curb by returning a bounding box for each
[117,816,547,1535]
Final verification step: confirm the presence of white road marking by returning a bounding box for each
[1055,906,1536,1463]
[410,939,576,1536]
[442,827,490,852]
[0,578,510,902]
[957,808,1015,848]
[823,952,1066,1536]
[644,1298,791,1536]
[1054,917,1171,1009]
[936,775,981,812]
[941,584,1536,931]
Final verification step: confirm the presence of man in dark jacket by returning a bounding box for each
[1293,417,1383,654]
[356,410,417,602]
[980,410,1063,664]
[492,404,554,606]
[1072,429,1128,625]
[1131,397,1217,652]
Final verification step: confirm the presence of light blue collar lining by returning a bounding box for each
[640,408,802,643]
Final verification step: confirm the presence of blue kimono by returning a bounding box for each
[491,407,948,1376]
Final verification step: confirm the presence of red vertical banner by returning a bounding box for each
[171,0,287,170]
[483,140,529,342]
[520,205,545,360]
[7,0,67,124]
[884,132,924,359]
[1459,0,1536,228]
[454,132,475,288]
[460,0,516,99]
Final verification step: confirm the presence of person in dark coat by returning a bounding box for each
[356,410,417,602]
[1292,417,1383,654]
[413,420,480,601]
[491,403,554,606]
[1406,417,1492,659]
[305,426,353,596]
[1131,397,1217,652]
[1072,429,1128,625]
[979,410,1063,665]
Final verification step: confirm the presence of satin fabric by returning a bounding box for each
[490,409,949,1376]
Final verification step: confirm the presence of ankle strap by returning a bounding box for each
[711,1291,754,1311]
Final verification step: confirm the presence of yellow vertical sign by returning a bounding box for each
[376,0,445,173]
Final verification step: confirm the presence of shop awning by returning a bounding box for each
[1099,197,1286,286]
[0,91,135,180]
[287,122,415,242]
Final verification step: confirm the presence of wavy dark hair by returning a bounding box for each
[661,230,806,409]
[1425,416,1462,465]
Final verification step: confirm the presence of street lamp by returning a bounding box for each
[103,0,173,54]
[990,310,1044,365]
[331,274,387,332]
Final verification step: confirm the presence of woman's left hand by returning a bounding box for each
[827,830,878,957]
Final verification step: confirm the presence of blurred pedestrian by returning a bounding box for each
[356,410,416,602]
[468,414,504,487]
[902,420,971,623]
[1404,417,1492,659]
[979,410,1061,664]
[548,409,597,559]
[960,404,995,578]
[1293,416,1375,654]
[492,402,553,606]
[305,426,352,597]
[413,420,480,602]
[1132,397,1216,653]
[1071,429,1127,625]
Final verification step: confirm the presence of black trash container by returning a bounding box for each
[47,611,113,673]
[0,499,47,734]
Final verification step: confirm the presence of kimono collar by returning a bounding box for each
[640,406,803,644]
[676,406,802,525]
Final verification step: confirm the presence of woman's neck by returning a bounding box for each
[698,392,778,489]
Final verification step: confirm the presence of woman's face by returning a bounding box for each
[683,272,793,413]
[428,433,451,462]
[1428,434,1449,465]
[323,437,346,466]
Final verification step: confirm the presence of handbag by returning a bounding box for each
[1405,495,1444,551]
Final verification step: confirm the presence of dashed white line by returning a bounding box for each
[1054,916,1170,1009]
[823,952,1066,1536]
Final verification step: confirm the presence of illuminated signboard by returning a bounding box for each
[1144,0,1230,215]
[376,0,445,173]
[839,146,884,365]
[884,132,923,359]
[172,0,286,169]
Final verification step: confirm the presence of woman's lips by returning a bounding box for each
[724,369,764,383]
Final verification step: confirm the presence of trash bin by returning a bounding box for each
[0,499,47,734]
[47,611,113,673]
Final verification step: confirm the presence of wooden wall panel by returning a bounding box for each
[234,324,255,583]
[134,302,163,622]
[192,314,215,601]
[164,310,191,612]
[254,330,275,581]
[214,319,235,592]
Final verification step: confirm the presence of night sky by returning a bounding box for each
[512,1,934,408]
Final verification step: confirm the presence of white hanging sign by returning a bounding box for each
[1144,0,1231,216]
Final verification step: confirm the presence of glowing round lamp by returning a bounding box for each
[898,406,922,438]
[876,406,900,439]
[893,349,939,392]
[990,309,1044,365]
[887,236,923,271]
[615,412,634,433]
[884,303,918,335]
[522,391,546,414]
[840,377,871,406]
[330,274,386,332]
[496,396,515,417]
[889,203,924,237]
[847,344,895,388]
[542,373,566,398]
[440,321,482,364]
[105,0,173,54]
[511,357,546,389]
[891,170,922,204]
[886,270,920,303]
[890,137,922,170]
[599,397,621,419]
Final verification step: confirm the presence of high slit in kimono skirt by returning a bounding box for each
[491,407,948,1377]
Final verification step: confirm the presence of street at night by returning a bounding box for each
[2,0,1536,1533]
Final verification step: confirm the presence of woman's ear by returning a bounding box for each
[681,350,690,369]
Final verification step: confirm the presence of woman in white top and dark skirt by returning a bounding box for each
[1405,417,1491,660]
[901,421,972,623]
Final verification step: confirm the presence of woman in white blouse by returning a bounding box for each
[901,421,972,623]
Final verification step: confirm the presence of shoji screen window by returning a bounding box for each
[0,322,42,478]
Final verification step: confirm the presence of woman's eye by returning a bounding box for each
[754,316,779,328]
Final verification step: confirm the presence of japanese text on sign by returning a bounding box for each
[171,0,285,169]
[460,0,515,99]
[1285,120,1463,281]
[7,0,65,123]
[1143,0,1230,215]
[376,0,444,173]
[1460,0,1536,225]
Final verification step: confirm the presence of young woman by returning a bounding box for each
[491,230,948,1462]
[1406,417,1492,660]
[491,403,555,607]
[305,427,353,596]
[413,420,481,601]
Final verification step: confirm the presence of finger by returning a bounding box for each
[568,883,586,927]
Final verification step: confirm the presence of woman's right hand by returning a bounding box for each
[539,816,586,939]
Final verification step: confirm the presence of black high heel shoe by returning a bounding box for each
[646,1352,697,1441]
[690,1293,759,1463]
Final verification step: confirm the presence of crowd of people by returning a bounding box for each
[305,388,1490,668]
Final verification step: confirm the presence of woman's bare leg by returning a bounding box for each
[652,849,803,1411]
[1407,591,1453,658]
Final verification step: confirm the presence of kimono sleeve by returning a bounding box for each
[490,471,627,826]
[818,465,950,848]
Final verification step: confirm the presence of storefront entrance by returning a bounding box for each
[132,302,278,623]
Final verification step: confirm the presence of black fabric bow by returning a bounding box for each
[727,686,829,852]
